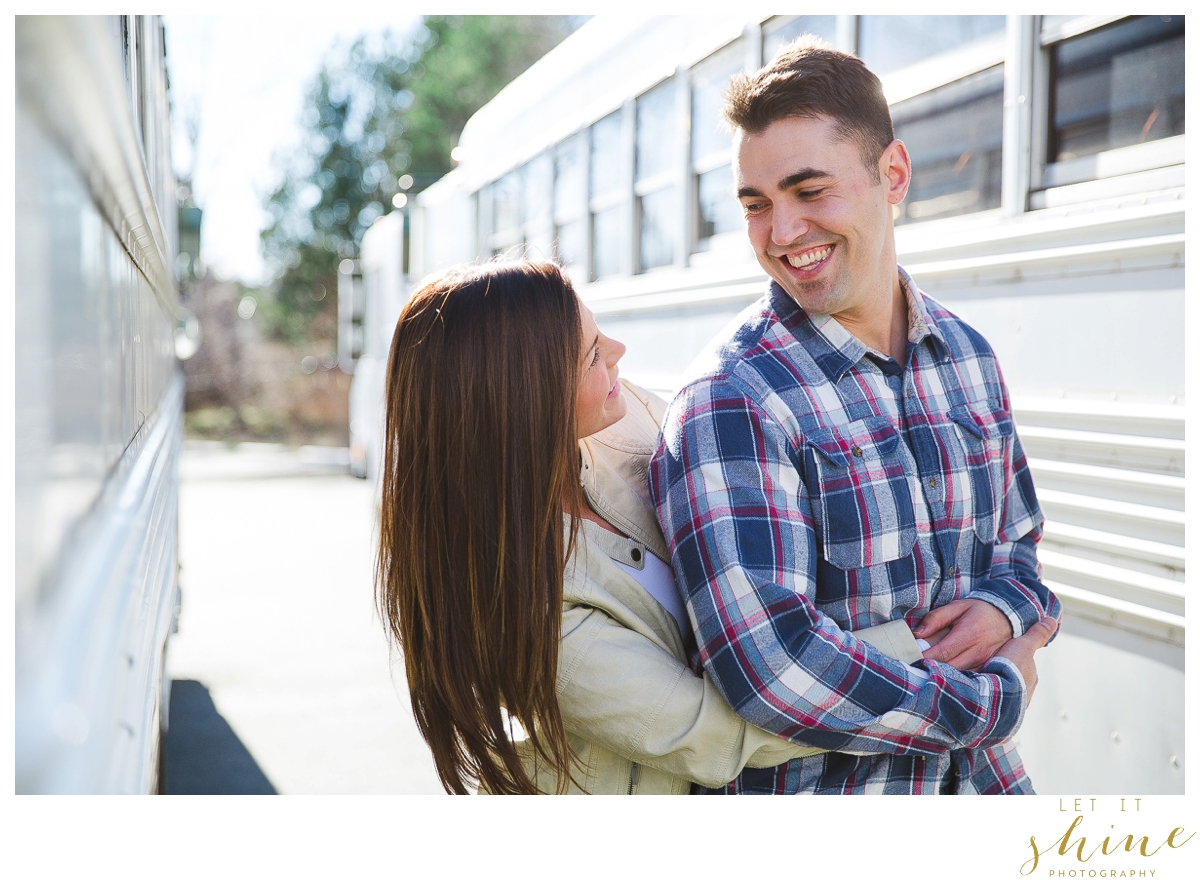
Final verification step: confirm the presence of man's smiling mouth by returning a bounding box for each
[784,245,833,269]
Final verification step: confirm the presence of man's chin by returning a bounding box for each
[769,274,835,315]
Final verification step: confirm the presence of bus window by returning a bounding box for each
[858,15,1006,77]
[762,15,839,61]
[522,152,554,261]
[691,45,740,165]
[553,133,587,273]
[1048,16,1184,164]
[590,111,625,198]
[589,111,629,279]
[636,79,679,271]
[592,205,627,279]
[691,42,745,254]
[696,164,743,245]
[491,170,522,255]
[475,185,493,258]
[892,65,1004,226]
[639,186,677,272]
[635,79,677,183]
[555,217,587,273]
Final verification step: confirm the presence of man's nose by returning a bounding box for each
[772,202,811,247]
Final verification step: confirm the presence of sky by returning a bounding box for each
[163,14,422,285]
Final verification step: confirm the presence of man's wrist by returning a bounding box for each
[968,582,1036,637]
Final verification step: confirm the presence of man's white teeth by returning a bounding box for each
[786,246,832,268]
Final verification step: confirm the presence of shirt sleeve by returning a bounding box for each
[963,378,1063,638]
[649,376,1028,756]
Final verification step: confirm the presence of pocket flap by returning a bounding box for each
[805,428,847,467]
[948,404,1014,440]
[805,418,900,467]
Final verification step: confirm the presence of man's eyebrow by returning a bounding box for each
[779,168,831,190]
[737,168,833,200]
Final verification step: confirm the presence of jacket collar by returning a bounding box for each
[577,382,671,564]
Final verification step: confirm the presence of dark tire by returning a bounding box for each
[155,725,168,794]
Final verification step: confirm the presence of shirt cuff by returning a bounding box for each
[982,654,1028,735]
[968,579,1043,637]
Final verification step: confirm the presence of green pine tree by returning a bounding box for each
[260,15,579,342]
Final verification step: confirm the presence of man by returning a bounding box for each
[649,36,1061,794]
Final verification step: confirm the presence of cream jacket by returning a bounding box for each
[520,380,923,795]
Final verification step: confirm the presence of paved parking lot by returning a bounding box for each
[166,442,445,794]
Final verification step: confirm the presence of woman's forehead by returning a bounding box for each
[579,301,598,336]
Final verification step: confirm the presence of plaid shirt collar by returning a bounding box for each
[766,265,950,384]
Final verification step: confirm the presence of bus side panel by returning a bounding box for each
[15,23,181,794]
[923,265,1183,404]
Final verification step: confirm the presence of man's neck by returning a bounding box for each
[832,272,909,363]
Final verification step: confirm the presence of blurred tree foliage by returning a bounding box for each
[260,15,579,342]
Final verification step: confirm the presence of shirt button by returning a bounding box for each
[928,477,937,488]
[946,566,956,578]
[851,446,863,458]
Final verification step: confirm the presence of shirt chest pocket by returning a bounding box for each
[945,404,1014,544]
[805,418,917,571]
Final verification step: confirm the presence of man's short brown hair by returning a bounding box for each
[722,35,894,182]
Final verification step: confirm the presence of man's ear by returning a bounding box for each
[879,139,911,205]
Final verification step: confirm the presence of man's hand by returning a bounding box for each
[993,617,1058,706]
[914,598,1014,671]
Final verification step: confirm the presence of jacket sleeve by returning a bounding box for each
[557,599,822,788]
[556,598,929,783]
[649,377,1028,756]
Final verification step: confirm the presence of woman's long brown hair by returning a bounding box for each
[376,259,582,794]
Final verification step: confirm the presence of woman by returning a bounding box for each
[376,259,922,794]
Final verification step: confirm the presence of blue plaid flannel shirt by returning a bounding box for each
[649,269,1061,794]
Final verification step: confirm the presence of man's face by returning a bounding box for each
[733,115,909,321]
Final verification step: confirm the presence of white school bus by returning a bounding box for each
[402,14,1184,793]
[339,210,408,483]
[16,16,185,793]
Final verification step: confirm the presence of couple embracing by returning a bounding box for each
[376,36,1061,796]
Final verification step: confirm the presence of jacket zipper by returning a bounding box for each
[627,762,640,795]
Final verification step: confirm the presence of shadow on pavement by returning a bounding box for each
[165,679,277,794]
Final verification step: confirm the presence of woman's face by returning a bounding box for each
[575,300,627,439]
